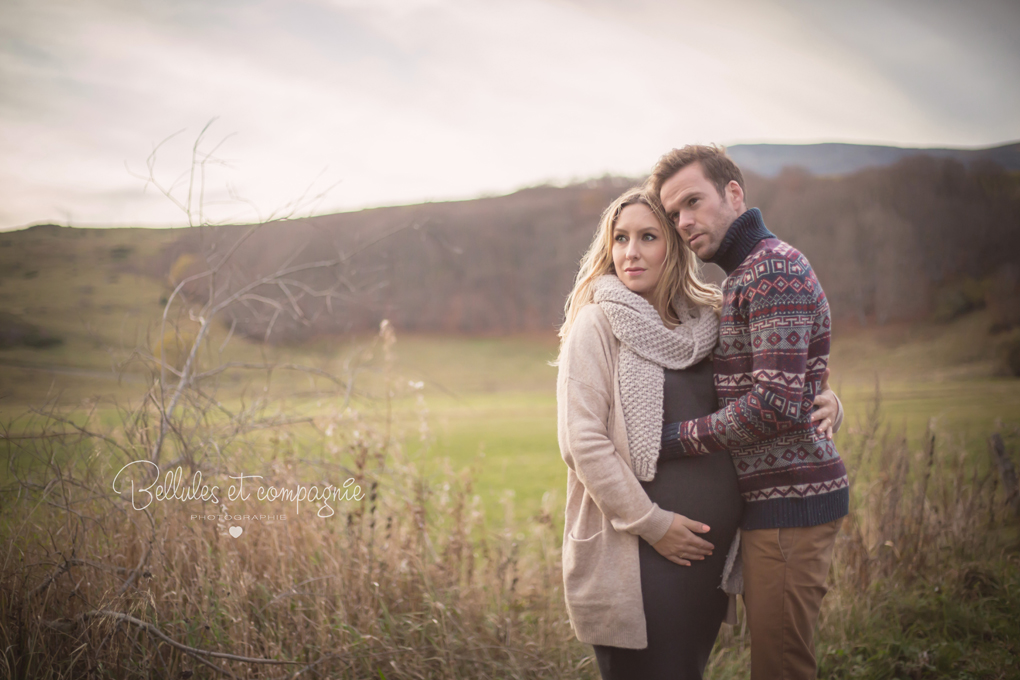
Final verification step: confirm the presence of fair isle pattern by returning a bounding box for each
[744,476,850,502]
[661,237,849,530]
[591,275,718,481]
[729,431,842,476]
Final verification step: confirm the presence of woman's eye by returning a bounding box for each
[642,233,656,241]
[614,234,626,242]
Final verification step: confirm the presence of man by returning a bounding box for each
[649,145,849,679]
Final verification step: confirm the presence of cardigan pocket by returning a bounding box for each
[566,527,604,543]
[563,505,607,595]
[566,495,605,544]
[566,513,605,543]
[562,530,607,608]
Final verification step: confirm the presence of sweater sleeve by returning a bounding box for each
[558,307,675,544]
[660,256,818,456]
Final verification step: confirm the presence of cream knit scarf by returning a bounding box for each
[592,274,719,481]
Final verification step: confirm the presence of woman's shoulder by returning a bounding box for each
[559,304,615,392]
[561,304,616,370]
[574,301,609,327]
[567,303,615,343]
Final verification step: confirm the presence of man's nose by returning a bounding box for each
[676,211,695,236]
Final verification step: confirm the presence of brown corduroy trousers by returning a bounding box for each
[741,518,843,680]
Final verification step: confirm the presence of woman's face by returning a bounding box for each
[611,203,668,300]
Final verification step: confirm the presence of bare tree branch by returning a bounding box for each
[62,610,306,665]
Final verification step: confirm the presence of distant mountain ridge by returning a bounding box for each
[727,141,1020,177]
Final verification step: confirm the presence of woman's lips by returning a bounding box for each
[624,267,645,275]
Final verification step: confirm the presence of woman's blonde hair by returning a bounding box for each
[558,186,723,345]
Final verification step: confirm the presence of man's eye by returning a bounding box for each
[669,213,678,223]
[689,198,699,206]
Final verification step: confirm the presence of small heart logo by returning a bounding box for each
[228,526,243,538]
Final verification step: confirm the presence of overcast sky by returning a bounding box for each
[1,0,1018,230]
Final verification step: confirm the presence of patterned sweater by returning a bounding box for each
[661,208,849,530]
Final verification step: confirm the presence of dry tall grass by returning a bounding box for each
[1,323,585,679]
[2,349,1017,678]
[708,390,1020,678]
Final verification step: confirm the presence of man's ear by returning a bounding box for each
[725,180,745,212]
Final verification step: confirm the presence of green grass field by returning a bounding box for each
[4,225,1020,679]
[3,223,1020,521]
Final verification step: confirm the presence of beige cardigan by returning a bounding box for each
[557,303,742,650]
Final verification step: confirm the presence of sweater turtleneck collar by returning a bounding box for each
[706,207,776,275]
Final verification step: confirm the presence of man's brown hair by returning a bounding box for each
[646,144,745,201]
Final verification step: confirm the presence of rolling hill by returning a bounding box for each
[726,141,1020,177]
[146,155,1020,339]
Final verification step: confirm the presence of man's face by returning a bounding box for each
[659,162,744,261]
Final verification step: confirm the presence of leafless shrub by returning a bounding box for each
[0,127,588,679]
[0,318,583,679]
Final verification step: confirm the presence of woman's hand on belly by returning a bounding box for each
[650,514,715,567]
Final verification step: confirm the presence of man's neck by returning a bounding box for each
[706,207,776,275]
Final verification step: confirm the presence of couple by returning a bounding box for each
[556,145,849,680]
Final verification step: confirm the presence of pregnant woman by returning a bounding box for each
[555,187,841,679]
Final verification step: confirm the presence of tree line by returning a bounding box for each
[155,157,1020,340]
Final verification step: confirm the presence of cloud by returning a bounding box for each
[1,0,1017,229]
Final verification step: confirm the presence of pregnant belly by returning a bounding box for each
[641,451,743,548]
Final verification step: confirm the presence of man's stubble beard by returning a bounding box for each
[701,205,740,261]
